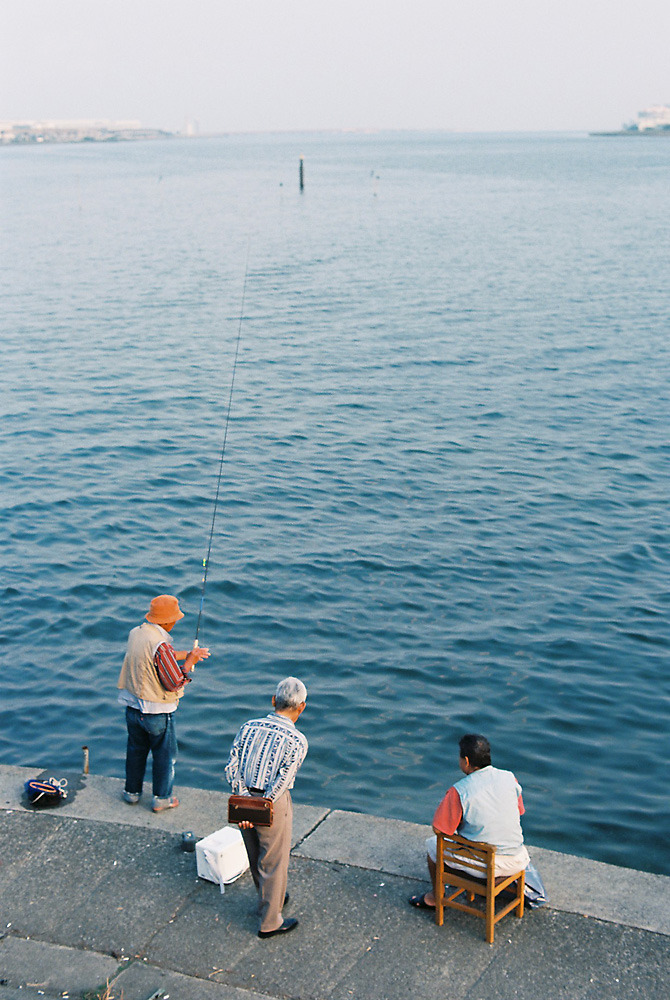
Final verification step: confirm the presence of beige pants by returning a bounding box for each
[241,791,292,933]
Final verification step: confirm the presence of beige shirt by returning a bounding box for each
[117,621,182,706]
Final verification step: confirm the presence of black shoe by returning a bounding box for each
[258,917,298,939]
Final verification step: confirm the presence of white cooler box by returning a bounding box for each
[196,826,249,886]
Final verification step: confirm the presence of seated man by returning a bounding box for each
[410,733,546,909]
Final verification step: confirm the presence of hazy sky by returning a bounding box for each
[2,1,669,133]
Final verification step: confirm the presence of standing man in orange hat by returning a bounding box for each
[118,594,210,812]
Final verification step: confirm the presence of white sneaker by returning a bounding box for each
[152,795,179,813]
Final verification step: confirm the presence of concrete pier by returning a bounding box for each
[0,764,668,999]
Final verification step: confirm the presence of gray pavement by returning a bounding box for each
[0,765,668,1000]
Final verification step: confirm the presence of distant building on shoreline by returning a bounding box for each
[591,104,670,136]
[0,119,173,145]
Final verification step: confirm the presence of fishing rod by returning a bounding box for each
[194,252,250,649]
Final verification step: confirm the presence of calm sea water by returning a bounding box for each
[1,132,669,875]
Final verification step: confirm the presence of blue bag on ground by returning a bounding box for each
[524,862,548,907]
[24,777,68,807]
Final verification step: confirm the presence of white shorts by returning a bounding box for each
[426,835,529,877]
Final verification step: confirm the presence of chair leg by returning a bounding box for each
[516,871,525,918]
[435,850,444,927]
[486,885,495,944]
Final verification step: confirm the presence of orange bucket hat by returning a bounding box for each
[145,594,185,625]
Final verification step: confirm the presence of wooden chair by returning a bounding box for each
[433,828,525,944]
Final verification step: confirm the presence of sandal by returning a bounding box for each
[409,893,435,910]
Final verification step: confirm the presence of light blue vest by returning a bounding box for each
[455,766,524,855]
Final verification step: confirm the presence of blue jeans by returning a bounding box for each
[125,707,177,799]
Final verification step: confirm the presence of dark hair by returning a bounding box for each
[459,734,491,769]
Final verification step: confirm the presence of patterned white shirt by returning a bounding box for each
[225,713,308,801]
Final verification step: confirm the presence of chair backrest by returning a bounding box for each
[433,827,525,943]
[437,830,495,880]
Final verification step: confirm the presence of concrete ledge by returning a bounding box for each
[1,764,670,1000]
[2,765,669,937]
[112,957,272,1000]
[0,764,327,847]
[0,936,118,996]
[294,808,670,936]
[529,845,670,936]
[0,936,271,1000]
[295,807,432,880]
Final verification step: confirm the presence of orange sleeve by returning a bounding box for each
[511,774,525,816]
[432,786,463,835]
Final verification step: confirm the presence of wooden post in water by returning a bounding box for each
[299,155,305,192]
[82,745,89,774]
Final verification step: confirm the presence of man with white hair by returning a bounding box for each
[225,677,308,938]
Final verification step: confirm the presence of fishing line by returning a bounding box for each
[194,250,250,645]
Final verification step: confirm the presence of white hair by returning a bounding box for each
[275,676,307,710]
